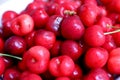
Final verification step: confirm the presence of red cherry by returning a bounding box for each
[34,29,56,49]
[60,40,83,61]
[102,35,117,52]
[50,40,62,57]
[31,8,49,29]
[83,68,110,80]
[45,15,63,36]
[23,46,50,74]
[10,14,34,36]
[85,47,108,68]
[3,67,21,80]
[20,71,42,80]
[49,55,75,77]
[69,64,83,80]
[4,36,27,55]
[61,15,85,40]
[96,16,112,32]
[107,48,120,74]
[84,25,105,47]
[1,11,18,39]
[78,3,99,27]
[25,30,36,48]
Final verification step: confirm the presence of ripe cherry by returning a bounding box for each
[60,40,83,61]
[83,68,110,80]
[34,29,56,49]
[10,14,34,36]
[61,15,85,40]
[1,11,18,39]
[85,47,108,69]
[45,15,63,36]
[107,48,120,74]
[102,35,117,52]
[3,67,21,80]
[84,25,105,47]
[55,77,70,80]
[4,36,27,55]
[78,3,99,27]
[23,46,50,74]
[31,8,49,29]
[49,55,75,77]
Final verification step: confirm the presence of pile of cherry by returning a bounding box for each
[1,0,120,80]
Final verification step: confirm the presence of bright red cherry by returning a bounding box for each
[107,48,120,74]
[31,8,49,29]
[45,15,63,36]
[3,67,21,80]
[102,35,117,52]
[84,25,105,47]
[34,29,56,49]
[78,3,99,27]
[69,64,83,80]
[61,15,85,40]
[4,36,27,55]
[49,55,75,77]
[83,68,110,80]
[10,14,34,36]
[60,40,83,61]
[85,47,108,69]
[23,46,50,74]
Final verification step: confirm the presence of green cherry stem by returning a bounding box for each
[0,53,22,60]
[104,29,120,35]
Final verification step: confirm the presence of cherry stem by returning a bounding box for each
[64,10,76,15]
[104,29,120,35]
[0,53,22,60]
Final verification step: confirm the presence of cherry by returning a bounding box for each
[83,68,110,80]
[31,8,49,29]
[49,55,75,77]
[1,11,18,39]
[102,35,117,52]
[34,29,56,49]
[107,48,120,74]
[25,30,36,48]
[46,2,58,16]
[0,57,5,75]
[78,3,99,27]
[3,67,21,80]
[60,40,83,61]
[23,46,50,74]
[69,64,83,80]
[61,15,85,40]
[24,1,46,15]
[0,38,4,53]
[85,47,108,69]
[10,14,34,36]
[51,0,73,4]
[84,25,105,47]
[45,15,63,36]
[50,40,62,57]
[20,71,42,80]
[4,36,27,55]
[3,57,13,69]
[96,16,113,32]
